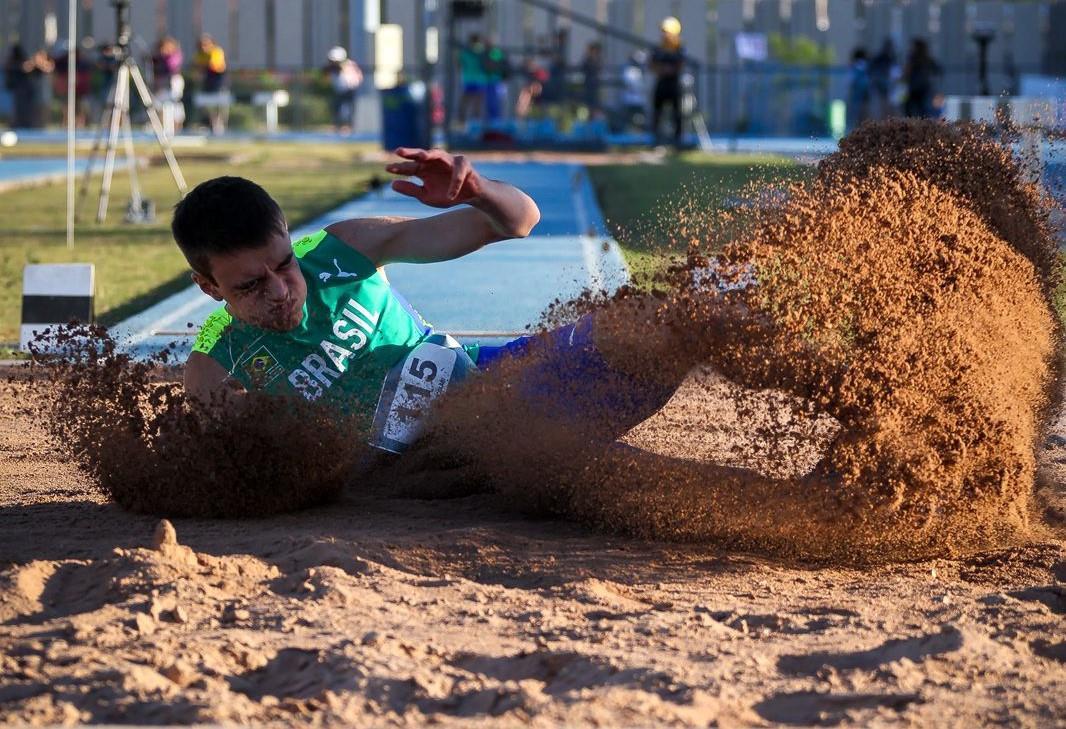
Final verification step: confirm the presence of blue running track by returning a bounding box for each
[0,157,87,187]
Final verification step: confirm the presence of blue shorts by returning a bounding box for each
[474,315,676,441]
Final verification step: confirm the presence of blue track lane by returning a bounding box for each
[0,157,88,186]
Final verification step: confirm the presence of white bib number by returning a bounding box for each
[370,335,474,453]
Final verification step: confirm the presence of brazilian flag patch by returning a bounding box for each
[241,346,285,388]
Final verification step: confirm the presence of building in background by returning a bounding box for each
[0,0,1062,136]
[708,0,1062,134]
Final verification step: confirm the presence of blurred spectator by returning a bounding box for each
[4,45,32,127]
[903,38,941,119]
[847,47,871,130]
[869,38,897,120]
[458,34,487,123]
[77,37,100,123]
[90,43,120,122]
[483,38,509,123]
[540,28,569,107]
[5,44,54,128]
[324,46,363,134]
[194,33,228,134]
[651,16,685,146]
[618,50,648,130]
[580,41,603,120]
[515,57,546,119]
[152,36,185,133]
[195,34,226,93]
[51,39,94,127]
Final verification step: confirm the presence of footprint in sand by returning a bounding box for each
[449,649,692,702]
[776,625,963,676]
[753,690,921,726]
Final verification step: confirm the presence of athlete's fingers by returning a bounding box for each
[395,147,449,164]
[448,155,470,198]
[391,179,425,199]
[385,161,420,176]
[393,147,428,161]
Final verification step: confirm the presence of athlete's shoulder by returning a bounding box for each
[191,306,233,356]
[293,227,374,269]
[292,229,331,259]
[323,217,417,269]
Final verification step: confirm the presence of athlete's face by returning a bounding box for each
[193,230,307,331]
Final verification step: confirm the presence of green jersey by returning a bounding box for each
[459,45,488,85]
[191,229,480,420]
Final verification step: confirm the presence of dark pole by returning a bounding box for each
[264,0,276,70]
[114,0,131,56]
[425,0,440,144]
[415,0,428,146]
[339,0,350,53]
[973,31,994,96]
[443,0,455,146]
[415,0,425,83]
[299,0,312,130]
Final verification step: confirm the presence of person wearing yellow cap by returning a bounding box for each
[650,16,686,147]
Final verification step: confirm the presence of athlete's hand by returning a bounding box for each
[385,148,483,208]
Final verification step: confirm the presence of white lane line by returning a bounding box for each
[580,235,605,292]
[570,166,606,291]
[118,289,211,349]
[571,165,591,234]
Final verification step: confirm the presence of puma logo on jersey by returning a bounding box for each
[318,258,360,283]
[287,298,380,401]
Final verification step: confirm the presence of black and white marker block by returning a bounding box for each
[19,264,95,351]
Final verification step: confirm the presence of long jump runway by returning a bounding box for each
[0,158,82,187]
[112,162,628,359]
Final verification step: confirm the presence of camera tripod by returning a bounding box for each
[76,0,187,223]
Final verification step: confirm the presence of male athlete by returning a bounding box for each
[177,148,722,452]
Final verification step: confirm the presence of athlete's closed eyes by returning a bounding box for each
[235,253,295,293]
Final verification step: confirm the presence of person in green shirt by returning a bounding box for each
[176,148,735,453]
[458,34,488,123]
[483,38,510,122]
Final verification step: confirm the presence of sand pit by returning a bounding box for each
[2,120,1065,724]
[1,378,1065,726]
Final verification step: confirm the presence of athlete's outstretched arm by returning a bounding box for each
[328,148,540,266]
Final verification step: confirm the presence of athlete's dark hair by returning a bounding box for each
[171,176,288,276]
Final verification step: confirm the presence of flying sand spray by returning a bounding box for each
[25,119,1064,564]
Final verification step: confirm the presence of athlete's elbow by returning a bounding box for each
[512,199,541,239]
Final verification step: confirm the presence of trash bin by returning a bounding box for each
[381,83,430,150]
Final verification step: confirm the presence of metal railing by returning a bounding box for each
[700,62,1059,137]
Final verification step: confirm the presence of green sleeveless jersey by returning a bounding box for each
[191,229,479,417]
